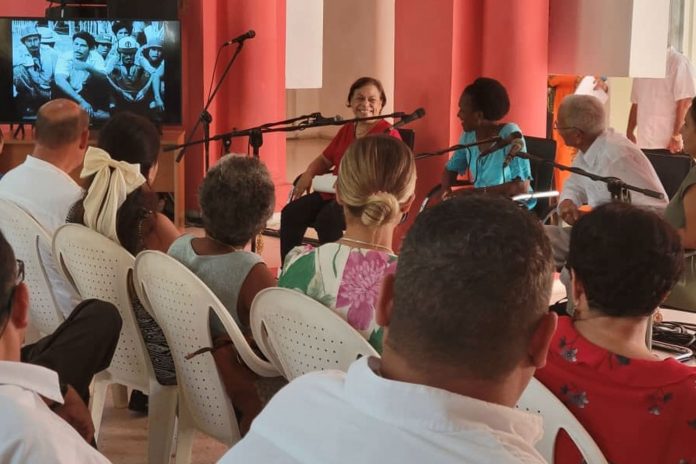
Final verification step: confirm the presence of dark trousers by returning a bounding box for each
[21,298,122,404]
[280,192,345,264]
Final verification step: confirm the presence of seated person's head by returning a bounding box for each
[0,231,28,358]
[377,195,556,398]
[556,94,606,148]
[200,155,275,248]
[568,202,683,318]
[336,135,416,228]
[458,77,510,130]
[34,99,90,171]
[346,77,387,118]
[98,111,161,184]
[72,112,161,253]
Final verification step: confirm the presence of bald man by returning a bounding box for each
[0,98,88,317]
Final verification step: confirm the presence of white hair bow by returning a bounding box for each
[81,146,146,244]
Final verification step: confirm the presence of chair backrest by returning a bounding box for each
[0,199,64,335]
[525,136,557,219]
[250,287,379,381]
[642,149,693,199]
[517,378,608,463]
[397,128,415,150]
[134,251,277,444]
[52,224,151,390]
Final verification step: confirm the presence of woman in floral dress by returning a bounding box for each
[279,135,416,352]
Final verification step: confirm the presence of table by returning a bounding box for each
[656,308,696,366]
[1,128,186,228]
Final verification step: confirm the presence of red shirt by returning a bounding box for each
[322,120,402,174]
[535,317,696,464]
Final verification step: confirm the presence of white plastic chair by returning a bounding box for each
[250,287,379,381]
[133,250,279,464]
[52,224,177,464]
[517,378,608,463]
[0,199,65,337]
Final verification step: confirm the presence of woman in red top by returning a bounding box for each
[279,77,401,263]
[535,202,696,464]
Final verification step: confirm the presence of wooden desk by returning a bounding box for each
[0,129,186,228]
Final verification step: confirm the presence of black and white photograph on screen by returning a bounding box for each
[11,19,171,122]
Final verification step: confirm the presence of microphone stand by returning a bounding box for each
[176,40,247,166]
[511,152,664,202]
[414,137,500,160]
[167,112,411,155]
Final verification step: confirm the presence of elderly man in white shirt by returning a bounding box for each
[220,195,558,464]
[0,231,111,463]
[627,47,696,153]
[548,94,668,269]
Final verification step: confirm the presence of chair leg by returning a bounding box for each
[147,382,178,464]
[89,375,110,441]
[111,383,129,408]
[174,402,195,464]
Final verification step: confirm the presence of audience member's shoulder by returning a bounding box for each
[259,369,348,420]
[0,393,109,463]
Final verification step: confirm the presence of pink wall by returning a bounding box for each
[0,1,45,17]
[181,0,287,210]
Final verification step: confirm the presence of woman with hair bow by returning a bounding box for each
[67,111,181,407]
[68,111,180,254]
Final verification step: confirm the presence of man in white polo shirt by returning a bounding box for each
[220,195,558,464]
[0,231,112,463]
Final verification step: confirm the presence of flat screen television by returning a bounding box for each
[0,18,182,125]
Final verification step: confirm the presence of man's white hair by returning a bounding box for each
[559,94,606,136]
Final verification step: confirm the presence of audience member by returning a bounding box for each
[536,202,694,463]
[221,195,557,464]
[168,154,276,433]
[439,77,535,208]
[547,94,667,269]
[0,229,120,462]
[663,95,696,310]
[169,154,276,339]
[0,99,87,317]
[627,46,696,152]
[68,111,180,405]
[279,135,415,352]
[68,111,179,254]
[280,76,402,263]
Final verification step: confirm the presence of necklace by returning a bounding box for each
[339,236,394,254]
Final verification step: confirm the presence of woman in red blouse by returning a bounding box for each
[535,202,696,463]
[279,77,401,264]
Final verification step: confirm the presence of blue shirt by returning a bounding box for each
[446,123,535,208]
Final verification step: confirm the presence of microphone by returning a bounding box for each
[478,131,523,158]
[502,138,525,167]
[224,30,256,46]
[389,107,426,131]
[312,113,343,124]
